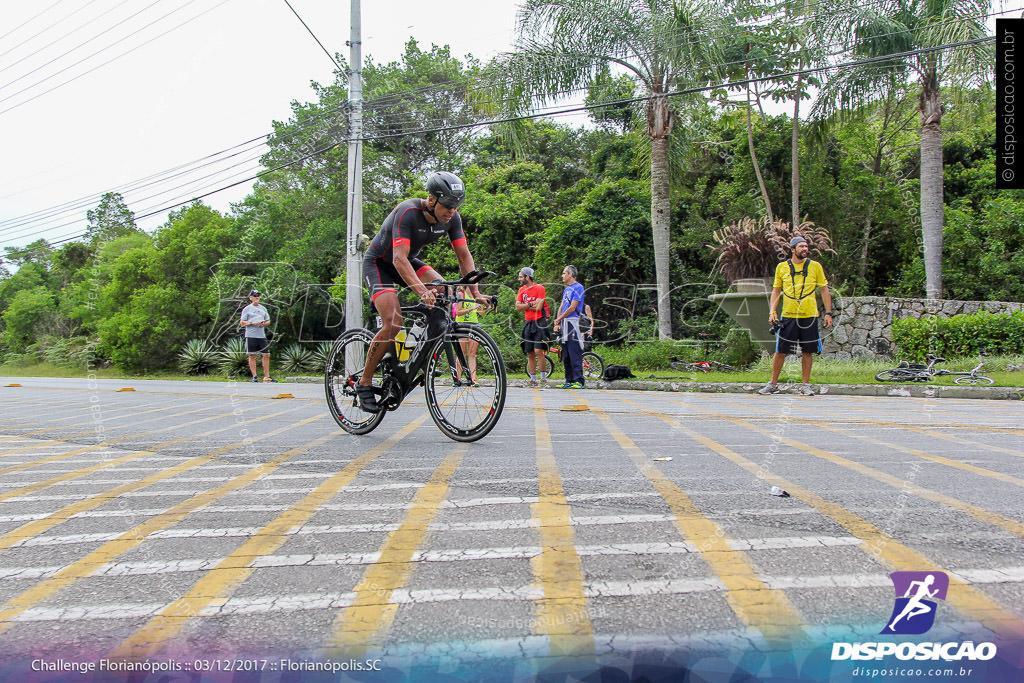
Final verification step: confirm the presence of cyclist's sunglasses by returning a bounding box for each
[436,195,463,209]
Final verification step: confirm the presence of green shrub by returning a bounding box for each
[892,310,1024,359]
[218,338,252,377]
[279,343,314,374]
[309,341,333,374]
[177,339,219,375]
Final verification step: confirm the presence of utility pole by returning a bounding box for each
[344,0,363,331]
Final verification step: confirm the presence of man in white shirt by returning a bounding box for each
[240,289,275,382]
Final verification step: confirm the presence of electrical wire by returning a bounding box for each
[1,35,995,259]
[1,1,1006,249]
[281,0,343,71]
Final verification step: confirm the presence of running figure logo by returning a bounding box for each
[880,571,949,635]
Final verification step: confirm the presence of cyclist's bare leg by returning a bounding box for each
[358,268,445,387]
[359,291,403,387]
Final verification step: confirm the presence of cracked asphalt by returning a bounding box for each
[0,376,1021,678]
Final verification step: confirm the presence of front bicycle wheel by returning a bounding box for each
[424,327,506,442]
[711,361,739,373]
[325,329,387,435]
[953,375,994,385]
[582,351,604,380]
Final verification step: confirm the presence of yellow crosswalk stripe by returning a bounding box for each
[0,403,311,552]
[323,438,463,658]
[615,392,1024,641]
[678,396,1024,538]
[110,416,426,659]
[530,392,595,658]
[576,393,809,648]
[0,413,326,635]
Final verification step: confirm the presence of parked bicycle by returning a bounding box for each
[543,344,605,381]
[325,271,507,442]
[874,351,994,385]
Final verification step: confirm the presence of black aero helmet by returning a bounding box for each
[425,171,465,209]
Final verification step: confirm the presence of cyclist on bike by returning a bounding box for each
[356,171,490,412]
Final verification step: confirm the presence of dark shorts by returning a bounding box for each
[775,316,822,355]
[246,336,270,355]
[521,320,550,353]
[363,254,432,302]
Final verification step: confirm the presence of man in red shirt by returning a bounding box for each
[515,267,549,387]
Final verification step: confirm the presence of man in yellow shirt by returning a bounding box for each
[758,236,833,396]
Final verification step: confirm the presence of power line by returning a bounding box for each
[0,0,69,43]
[0,0,233,116]
[281,0,343,71]
[1,35,994,260]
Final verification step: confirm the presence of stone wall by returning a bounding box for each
[821,297,1024,359]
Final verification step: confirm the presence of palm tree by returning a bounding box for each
[482,0,726,338]
[813,0,992,298]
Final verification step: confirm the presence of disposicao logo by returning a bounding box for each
[881,571,949,635]
[830,570,997,662]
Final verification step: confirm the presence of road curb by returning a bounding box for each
[286,375,1024,400]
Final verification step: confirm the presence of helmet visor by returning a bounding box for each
[437,194,464,209]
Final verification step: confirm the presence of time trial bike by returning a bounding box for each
[325,270,507,442]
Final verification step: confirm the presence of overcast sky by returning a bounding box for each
[0,0,522,252]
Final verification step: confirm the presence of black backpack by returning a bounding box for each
[601,364,635,381]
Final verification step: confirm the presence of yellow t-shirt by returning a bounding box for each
[773,259,828,318]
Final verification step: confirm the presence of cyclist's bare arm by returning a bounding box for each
[392,242,436,306]
[452,242,490,305]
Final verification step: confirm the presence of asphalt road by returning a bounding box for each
[0,377,1021,681]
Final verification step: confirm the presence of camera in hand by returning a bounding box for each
[769,319,782,335]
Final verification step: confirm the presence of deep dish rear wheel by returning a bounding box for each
[325,329,387,435]
[424,327,506,442]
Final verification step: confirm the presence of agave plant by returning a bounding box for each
[278,343,315,374]
[709,216,835,282]
[217,337,251,377]
[309,340,334,374]
[177,339,219,375]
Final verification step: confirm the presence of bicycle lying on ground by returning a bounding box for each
[325,270,507,442]
[670,357,739,374]
[543,344,605,381]
[668,335,739,374]
[874,351,994,385]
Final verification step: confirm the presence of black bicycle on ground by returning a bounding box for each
[874,351,994,385]
[325,271,507,442]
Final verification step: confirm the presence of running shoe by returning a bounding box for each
[757,383,780,395]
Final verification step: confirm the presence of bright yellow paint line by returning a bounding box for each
[110,416,427,659]
[788,399,1023,458]
[0,413,326,635]
[0,397,221,443]
[0,397,222,462]
[711,397,1024,488]
[0,401,234,477]
[0,403,311,551]
[322,440,464,659]
[679,398,1024,539]
[530,392,595,658]
[833,398,1024,436]
[576,394,809,648]
[627,393,1024,641]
